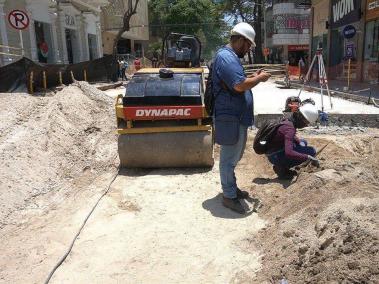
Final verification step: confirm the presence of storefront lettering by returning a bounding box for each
[274,15,309,33]
[65,15,75,26]
[368,1,379,10]
[333,0,354,23]
[330,0,361,28]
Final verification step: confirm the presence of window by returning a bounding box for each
[88,34,98,61]
[364,19,379,62]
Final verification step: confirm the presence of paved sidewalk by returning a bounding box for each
[253,81,379,114]
[292,78,379,99]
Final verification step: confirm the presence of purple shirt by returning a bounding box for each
[269,121,308,161]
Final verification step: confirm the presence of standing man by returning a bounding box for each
[298,57,306,81]
[212,22,271,214]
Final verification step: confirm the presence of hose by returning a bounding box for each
[44,169,119,284]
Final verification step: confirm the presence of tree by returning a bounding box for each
[148,0,227,59]
[221,0,265,63]
[102,0,140,56]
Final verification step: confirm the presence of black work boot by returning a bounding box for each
[222,197,246,214]
[236,188,249,199]
[273,165,296,180]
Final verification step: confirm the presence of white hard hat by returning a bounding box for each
[299,103,319,124]
[231,22,256,47]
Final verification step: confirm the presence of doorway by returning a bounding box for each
[34,21,53,63]
[65,29,74,64]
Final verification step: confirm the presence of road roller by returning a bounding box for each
[115,33,214,168]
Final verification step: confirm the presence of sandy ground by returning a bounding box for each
[0,82,378,283]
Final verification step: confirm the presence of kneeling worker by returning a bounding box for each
[267,104,320,179]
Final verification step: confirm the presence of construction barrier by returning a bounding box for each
[0,55,118,93]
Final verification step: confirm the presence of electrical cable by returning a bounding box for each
[44,169,119,284]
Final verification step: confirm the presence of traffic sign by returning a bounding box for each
[8,10,29,30]
[345,42,355,59]
[343,25,356,39]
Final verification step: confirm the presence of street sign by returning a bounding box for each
[8,10,29,30]
[345,42,355,59]
[343,25,356,39]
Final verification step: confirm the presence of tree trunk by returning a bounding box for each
[111,0,140,57]
[113,29,125,57]
[253,0,264,64]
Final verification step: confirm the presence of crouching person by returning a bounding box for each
[267,104,320,179]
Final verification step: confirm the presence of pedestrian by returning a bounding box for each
[298,57,305,81]
[121,60,128,81]
[212,22,271,214]
[117,59,122,79]
[134,57,141,71]
[152,51,158,68]
[266,103,320,180]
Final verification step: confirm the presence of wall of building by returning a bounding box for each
[363,0,379,83]
[0,0,104,66]
[101,0,149,55]
[328,0,365,81]
[270,1,311,66]
[311,0,330,65]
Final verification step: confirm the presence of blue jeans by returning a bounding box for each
[267,140,316,169]
[219,125,248,198]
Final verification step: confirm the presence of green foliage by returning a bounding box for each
[149,0,227,59]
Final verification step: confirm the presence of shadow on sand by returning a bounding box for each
[252,177,293,189]
[202,193,262,219]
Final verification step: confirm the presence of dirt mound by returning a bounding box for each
[0,82,117,226]
[242,133,379,283]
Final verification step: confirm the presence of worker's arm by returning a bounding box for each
[234,71,271,92]
[282,127,308,161]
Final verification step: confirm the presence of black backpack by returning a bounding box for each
[253,121,285,155]
[204,63,215,116]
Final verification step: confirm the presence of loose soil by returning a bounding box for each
[0,83,378,283]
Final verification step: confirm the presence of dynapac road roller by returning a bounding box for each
[115,33,214,168]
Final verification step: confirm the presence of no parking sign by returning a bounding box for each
[8,10,29,30]
[345,42,355,59]
[7,10,29,57]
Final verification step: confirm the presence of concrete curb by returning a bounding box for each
[254,113,379,128]
[274,80,371,104]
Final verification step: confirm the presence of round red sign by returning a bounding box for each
[8,10,30,30]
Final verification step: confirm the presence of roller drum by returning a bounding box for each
[118,130,214,168]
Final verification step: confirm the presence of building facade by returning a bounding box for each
[363,0,379,83]
[310,0,329,63]
[0,0,110,66]
[101,0,149,58]
[270,0,311,67]
[310,0,378,83]
[328,0,365,81]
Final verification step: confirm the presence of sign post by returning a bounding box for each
[8,10,30,57]
[345,42,355,90]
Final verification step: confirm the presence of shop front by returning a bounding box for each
[34,21,54,63]
[363,0,379,83]
[329,0,363,80]
[287,44,309,77]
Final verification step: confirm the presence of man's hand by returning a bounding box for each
[307,155,320,167]
[247,68,263,78]
[234,71,271,92]
[257,71,271,82]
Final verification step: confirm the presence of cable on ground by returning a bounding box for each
[44,169,119,284]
